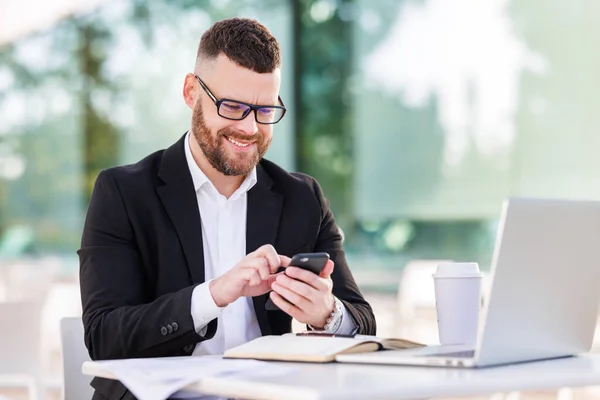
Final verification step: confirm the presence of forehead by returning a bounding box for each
[203,54,281,104]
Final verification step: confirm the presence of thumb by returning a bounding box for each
[320,260,334,278]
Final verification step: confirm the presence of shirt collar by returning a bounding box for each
[184,131,257,198]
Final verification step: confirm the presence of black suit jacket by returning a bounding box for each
[79,134,376,400]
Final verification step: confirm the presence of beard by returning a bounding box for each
[191,100,271,176]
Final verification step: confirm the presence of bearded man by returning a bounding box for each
[79,17,376,400]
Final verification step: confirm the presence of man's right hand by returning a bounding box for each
[209,244,290,307]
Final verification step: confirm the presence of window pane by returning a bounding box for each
[353,0,600,220]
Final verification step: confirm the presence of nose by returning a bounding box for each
[234,111,259,136]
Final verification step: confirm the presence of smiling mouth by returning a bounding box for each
[225,136,254,148]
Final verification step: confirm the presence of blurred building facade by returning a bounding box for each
[1,0,600,290]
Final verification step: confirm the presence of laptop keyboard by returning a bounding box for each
[423,350,475,358]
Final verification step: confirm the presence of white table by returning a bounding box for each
[84,354,600,400]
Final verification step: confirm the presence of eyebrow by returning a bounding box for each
[196,75,284,110]
[225,94,280,107]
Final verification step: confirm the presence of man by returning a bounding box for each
[79,17,376,400]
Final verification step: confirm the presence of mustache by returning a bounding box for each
[218,129,262,143]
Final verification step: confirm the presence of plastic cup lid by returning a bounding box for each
[432,262,483,278]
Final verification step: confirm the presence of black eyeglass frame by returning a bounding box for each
[194,74,287,125]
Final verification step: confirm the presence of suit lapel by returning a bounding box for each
[247,163,283,335]
[156,134,206,284]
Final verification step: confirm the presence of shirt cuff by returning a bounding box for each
[191,280,225,336]
[334,298,359,335]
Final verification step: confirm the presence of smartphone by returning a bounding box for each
[265,252,330,311]
[287,252,330,275]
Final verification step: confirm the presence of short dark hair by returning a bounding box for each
[196,18,281,73]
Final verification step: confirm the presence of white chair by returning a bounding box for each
[59,318,93,400]
[42,283,82,375]
[394,260,447,343]
[0,301,45,400]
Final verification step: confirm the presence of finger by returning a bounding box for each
[279,255,292,267]
[276,273,315,300]
[244,268,262,287]
[269,291,303,320]
[256,260,271,281]
[242,257,269,279]
[320,260,334,278]
[266,272,284,289]
[285,266,328,291]
[241,256,268,269]
[255,244,281,273]
[271,281,309,311]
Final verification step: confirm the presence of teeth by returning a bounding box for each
[226,136,251,147]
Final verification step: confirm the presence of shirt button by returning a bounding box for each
[167,324,173,334]
[172,322,179,332]
[160,326,168,336]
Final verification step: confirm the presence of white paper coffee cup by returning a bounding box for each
[433,262,482,346]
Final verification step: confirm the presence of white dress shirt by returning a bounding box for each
[184,132,357,356]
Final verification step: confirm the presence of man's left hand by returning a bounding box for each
[269,257,335,329]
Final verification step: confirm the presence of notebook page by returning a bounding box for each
[224,335,371,358]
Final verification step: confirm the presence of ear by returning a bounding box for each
[183,73,198,110]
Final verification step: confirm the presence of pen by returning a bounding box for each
[295,332,356,338]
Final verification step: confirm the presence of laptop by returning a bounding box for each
[337,198,600,368]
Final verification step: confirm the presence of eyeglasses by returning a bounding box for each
[194,74,287,125]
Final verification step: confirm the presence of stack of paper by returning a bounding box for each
[82,355,293,400]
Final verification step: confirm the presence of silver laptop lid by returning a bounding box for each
[475,198,600,366]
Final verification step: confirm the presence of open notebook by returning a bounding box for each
[223,334,424,363]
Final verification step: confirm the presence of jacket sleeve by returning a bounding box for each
[78,170,216,360]
[311,178,377,335]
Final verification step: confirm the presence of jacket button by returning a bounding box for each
[160,326,168,336]
[183,344,194,353]
[167,324,173,334]
[172,322,179,332]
